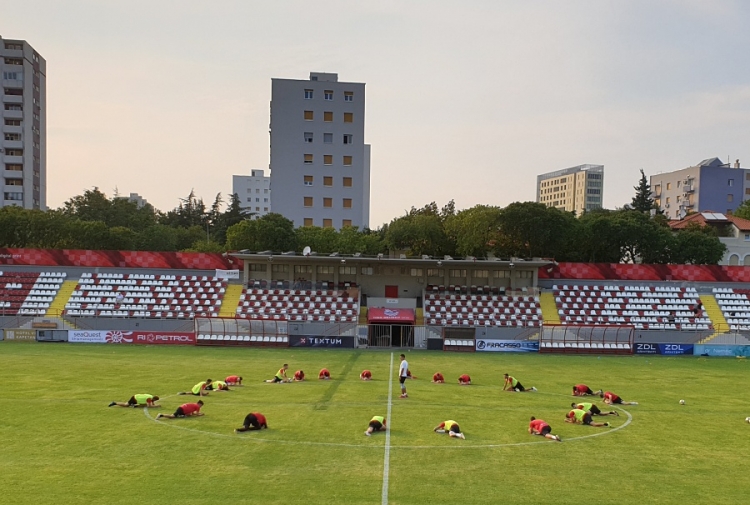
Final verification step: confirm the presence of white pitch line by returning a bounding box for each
[381,352,394,505]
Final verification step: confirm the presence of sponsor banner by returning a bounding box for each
[68,330,195,345]
[3,329,37,341]
[634,343,693,355]
[215,269,240,279]
[288,335,355,348]
[475,339,539,352]
[693,344,750,357]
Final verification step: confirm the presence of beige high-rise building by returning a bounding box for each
[1,36,45,209]
[536,164,604,214]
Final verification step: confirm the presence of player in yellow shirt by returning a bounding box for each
[178,379,212,396]
[264,364,291,383]
[434,420,466,439]
[108,394,160,408]
[365,415,387,436]
[565,408,610,427]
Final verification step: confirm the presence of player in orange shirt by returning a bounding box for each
[360,370,372,381]
[528,416,561,441]
[319,368,331,380]
[432,372,445,383]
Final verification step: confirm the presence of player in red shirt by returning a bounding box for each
[572,384,601,396]
[225,375,243,386]
[360,370,372,381]
[156,400,204,420]
[458,374,472,385]
[293,370,305,381]
[319,368,331,380]
[432,373,445,383]
[235,412,268,432]
[406,369,417,379]
[529,416,562,441]
[601,391,638,405]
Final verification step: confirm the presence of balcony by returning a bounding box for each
[2,140,23,150]
[2,155,24,164]
[2,110,23,119]
[2,95,23,104]
[2,125,22,134]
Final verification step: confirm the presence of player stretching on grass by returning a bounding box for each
[572,384,601,396]
[235,412,268,432]
[529,416,562,441]
[365,415,387,436]
[319,368,331,380]
[398,354,409,398]
[360,370,372,381]
[601,391,638,405]
[108,394,160,408]
[434,420,466,439]
[432,372,445,383]
[212,380,231,391]
[571,401,618,416]
[225,375,243,386]
[293,370,305,381]
[156,400,204,420]
[503,374,537,392]
[458,374,472,385]
[178,379,212,396]
[565,408,610,427]
[265,364,290,383]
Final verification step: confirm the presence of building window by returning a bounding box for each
[342,219,352,227]
[324,90,333,100]
[4,192,23,201]
[256,207,260,211]
[304,132,313,143]
[272,264,289,273]
[343,112,353,123]
[666,183,671,190]
[323,176,333,187]
[304,196,313,207]
[343,198,352,209]
[246,198,252,202]
[264,189,269,193]
[248,263,266,272]
[729,179,734,187]
[304,89,313,99]
[304,175,313,186]
[343,134,353,144]
[256,188,260,193]
[5,179,22,186]
[666,197,671,204]
[323,219,333,228]
[745,189,750,195]
[323,198,333,208]
[3,88,22,96]
[472,270,489,278]
[4,104,22,111]
[4,149,22,156]
[294,265,312,274]
[728,194,734,202]
[361,267,374,275]
[303,218,313,227]
[5,164,23,171]
[339,266,356,275]
[304,154,313,164]
[344,91,353,102]
[324,111,333,122]
[519,271,533,279]
[324,155,333,165]
[324,133,333,144]
[304,110,314,120]
[343,177,353,187]
[677,180,681,188]
[317,265,335,274]
[4,133,21,141]
[343,156,352,166]
[427,268,444,277]
[449,269,466,278]
[745,234,750,241]
[493,271,511,278]
[4,119,21,126]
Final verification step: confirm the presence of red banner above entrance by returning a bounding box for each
[367,307,415,324]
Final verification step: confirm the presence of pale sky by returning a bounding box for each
[3,0,750,227]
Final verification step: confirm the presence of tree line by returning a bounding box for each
[0,174,729,264]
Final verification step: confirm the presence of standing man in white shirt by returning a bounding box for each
[398,353,409,398]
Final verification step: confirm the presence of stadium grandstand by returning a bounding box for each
[2,248,750,352]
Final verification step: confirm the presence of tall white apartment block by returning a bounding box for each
[1,36,45,209]
[269,72,370,229]
[233,169,271,219]
[537,164,604,214]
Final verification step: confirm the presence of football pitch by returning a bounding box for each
[2,342,748,505]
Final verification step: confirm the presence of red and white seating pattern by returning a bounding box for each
[65,273,226,319]
[712,288,750,330]
[1,271,65,315]
[424,292,542,327]
[554,284,710,330]
[236,288,359,323]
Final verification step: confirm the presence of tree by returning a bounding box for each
[630,169,659,213]
[733,199,750,220]
[493,202,578,259]
[443,205,502,258]
[214,193,250,246]
[669,223,727,264]
[295,226,338,254]
[385,213,454,257]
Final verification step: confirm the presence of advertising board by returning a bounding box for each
[68,330,195,345]
[634,343,693,355]
[475,339,539,352]
[288,335,355,348]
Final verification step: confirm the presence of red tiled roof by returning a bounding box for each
[668,212,750,232]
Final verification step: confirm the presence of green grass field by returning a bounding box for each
[2,342,749,505]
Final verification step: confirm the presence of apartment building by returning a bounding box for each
[536,164,604,214]
[233,169,271,219]
[1,36,46,209]
[650,157,749,220]
[269,72,370,229]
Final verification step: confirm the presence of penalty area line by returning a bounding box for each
[381,352,394,505]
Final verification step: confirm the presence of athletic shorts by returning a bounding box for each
[590,405,602,415]
[174,407,186,418]
[583,388,594,395]
[127,396,138,406]
[514,382,525,392]
[540,425,552,436]
[611,397,622,404]
[582,413,593,425]
[399,376,407,385]
[244,414,260,429]
[272,376,283,383]
[369,420,383,431]
[449,424,461,434]
[192,392,203,396]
